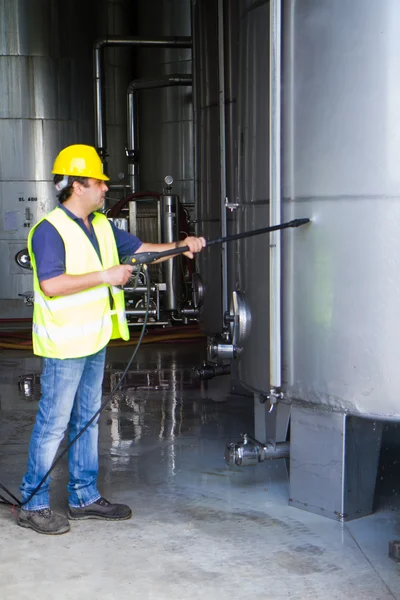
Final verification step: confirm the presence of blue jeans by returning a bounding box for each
[20,347,106,510]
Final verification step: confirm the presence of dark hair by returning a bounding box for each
[53,174,90,203]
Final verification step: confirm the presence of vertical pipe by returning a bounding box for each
[218,0,228,317]
[126,75,193,193]
[192,0,199,237]
[269,0,282,397]
[93,37,192,164]
[161,194,180,311]
[126,74,192,238]
[94,44,106,160]
[127,92,138,192]
[129,201,137,236]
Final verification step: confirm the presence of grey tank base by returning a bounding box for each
[289,404,384,522]
[250,396,391,521]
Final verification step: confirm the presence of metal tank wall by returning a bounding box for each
[0,0,134,318]
[235,0,270,392]
[98,0,136,183]
[281,0,400,421]
[192,0,239,335]
[225,0,396,520]
[134,0,193,206]
[0,0,92,318]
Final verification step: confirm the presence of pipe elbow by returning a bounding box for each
[94,38,107,51]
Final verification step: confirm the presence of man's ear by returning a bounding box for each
[71,180,83,196]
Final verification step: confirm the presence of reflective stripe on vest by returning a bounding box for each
[28,207,130,359]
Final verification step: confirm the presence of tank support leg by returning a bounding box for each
[254,394,290,443]
[289,406,383,521]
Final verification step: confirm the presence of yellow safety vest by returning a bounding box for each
[28,207,129,359]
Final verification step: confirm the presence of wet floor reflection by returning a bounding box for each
[97,353,246,484]
[2,345,400,597]
[12,350,400,514]
[103,360,230,452]
[12,348,242,487]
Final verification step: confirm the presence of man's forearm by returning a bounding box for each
[39,263,134,296]
[137,237,205,262]
[39,272,105,297]
[137,242,179,264]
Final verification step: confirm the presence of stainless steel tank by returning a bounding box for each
[235,0,400,422]
[134,0,193,205]
[0,0,134,319]
[0,0,91,318]
[282,0,400,421]
[98,1,136,182]
[228,0,399,521]
[193,0,239,335]
[235,0,270,392]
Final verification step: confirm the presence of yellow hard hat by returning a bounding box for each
[52,144,110,181]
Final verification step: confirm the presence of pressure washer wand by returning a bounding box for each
[122,218,310,265]
[205,217,310,246]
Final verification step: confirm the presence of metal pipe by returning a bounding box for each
[107,184,131,191]
[180,308,200,317]
[93,36,192,162]
[260,439,289,461]
[125,309,157,316]
[127,75,192,193]
[161,194,180,312]
[123,286,157,293]
[269,0,282,405]
[127,320,169,328]
[192,1,199,238]
[225,433,290,467]
[128,75,192,93]
[218,0,228,318]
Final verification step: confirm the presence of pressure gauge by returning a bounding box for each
[164,175,174,187]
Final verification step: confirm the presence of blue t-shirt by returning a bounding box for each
[32,204,142,282]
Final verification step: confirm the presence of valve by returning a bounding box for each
[18,292,34,306]
[225,433,290,467]
[15,249,32,270]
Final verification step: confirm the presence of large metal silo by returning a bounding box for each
[0,0,134,319]
[235,0,270,393]
[134,0,193,204]
[282,0,400,422]
[193,0,239,335]
[282,0,400,520]
[226,0,400,520]
[98,0,136,182]
[280,0,400,520]
[0,0,92,318]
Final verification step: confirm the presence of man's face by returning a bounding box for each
[77,178,108,212]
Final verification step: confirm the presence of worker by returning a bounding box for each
[18,144,206,535]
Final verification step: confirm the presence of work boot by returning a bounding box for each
[18,508,70,535]
[68,497,132,521]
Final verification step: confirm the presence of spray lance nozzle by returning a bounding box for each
[121,218,311,265]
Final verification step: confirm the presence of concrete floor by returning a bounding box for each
[0,341,399,600]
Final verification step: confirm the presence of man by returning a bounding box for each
[19,144,205,535]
